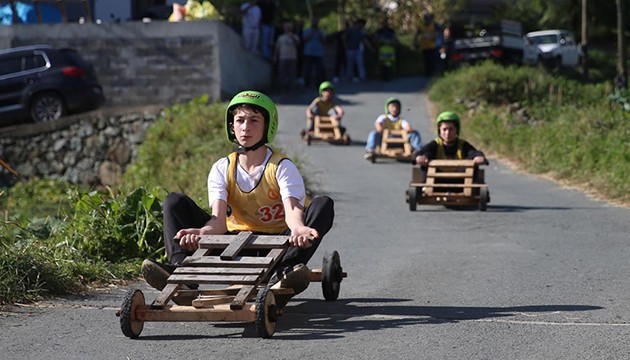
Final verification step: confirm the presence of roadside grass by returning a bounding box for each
[429,61,630,204]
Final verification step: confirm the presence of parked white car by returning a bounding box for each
[522,29,582,67]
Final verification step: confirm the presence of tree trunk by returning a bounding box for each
[56,0,68,23]
[581,0,588,79]
[9,0,18,25]
[616,0,627,89]
[34,0,42,24]
[338,0,346,31]
[82,0,93,23]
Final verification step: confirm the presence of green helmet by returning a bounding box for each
[225,90,278,144]
[319,81,335,95]
[385,97,401,114]
[436,111,460,134]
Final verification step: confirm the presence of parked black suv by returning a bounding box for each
[0,44,105,126]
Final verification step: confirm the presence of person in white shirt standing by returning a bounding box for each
[240,0,261,53]
[274,21,300,92]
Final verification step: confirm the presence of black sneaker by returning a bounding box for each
[141,258,176,291]
[269,264,310,308]
[142,259,199,305]
[280,264,310,294]
[268,264,310,292]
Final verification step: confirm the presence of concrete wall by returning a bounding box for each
[0,20,272,106]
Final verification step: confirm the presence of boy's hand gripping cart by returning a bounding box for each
[116,232,346,338]
[304,115,351,145]
[406,159,490,211]
[367,129,413,163]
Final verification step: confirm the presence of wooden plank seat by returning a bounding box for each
[151,232,289,310]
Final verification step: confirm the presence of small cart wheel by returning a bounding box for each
[370,152,376,163]
[407,187,418,211]
[255,287,277,338]
[322,251,343,301]
[343,134,351,145]
[479,187,488,212]
[307,135,312,146]
[120,288,145,339]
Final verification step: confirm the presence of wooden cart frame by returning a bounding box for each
[116,232,346,338]
[406,160,490,211]
[367,129,413,163]
[304,115,350,145]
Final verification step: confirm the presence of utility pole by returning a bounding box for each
[581,0,588,79]
[615,0,627,89]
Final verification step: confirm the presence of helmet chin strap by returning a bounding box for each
[234,139,267,153]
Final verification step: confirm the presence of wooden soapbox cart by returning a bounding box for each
[303,115,351,145]
[406,159,490,211]
[116,231,346,338]
[366,129,413,163]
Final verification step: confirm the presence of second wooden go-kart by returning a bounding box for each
[406,159,490,211]
[116,231,346,339]
[303,115,350,145]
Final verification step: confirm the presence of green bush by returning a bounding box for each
[61,186,166,262]
[124,95,233,206]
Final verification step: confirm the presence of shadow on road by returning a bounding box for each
[483,205,579,212]
[263,297,603,339]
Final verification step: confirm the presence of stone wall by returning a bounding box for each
[0,20,272,107]
[0,108,162,186]
[0,20,274,187]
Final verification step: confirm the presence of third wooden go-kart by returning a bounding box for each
[406,159,490,211]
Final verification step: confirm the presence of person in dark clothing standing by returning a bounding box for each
[258,0,276,60]
[302,17,326,88]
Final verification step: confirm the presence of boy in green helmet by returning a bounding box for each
[302,80,346,138]
[412,111,487,181]
[364,97,422,159]
[142,91,335,306]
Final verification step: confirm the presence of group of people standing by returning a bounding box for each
[413,11,451,76]
[238,3,451,90]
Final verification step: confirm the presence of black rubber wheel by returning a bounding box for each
[30,91,66,123]
[479,187,488,212]
[343,134,351,145]
[322,251,342,301]
[307,135,312,146]
[370,152,376,163]
[120,288,145,339]
[255,287,277,338]
[407,187,418,211]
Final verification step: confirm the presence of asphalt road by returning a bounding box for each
[2,77,630,360]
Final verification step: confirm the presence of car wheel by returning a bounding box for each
[30,92,66,123]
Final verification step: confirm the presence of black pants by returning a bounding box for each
[163,192,335,268]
